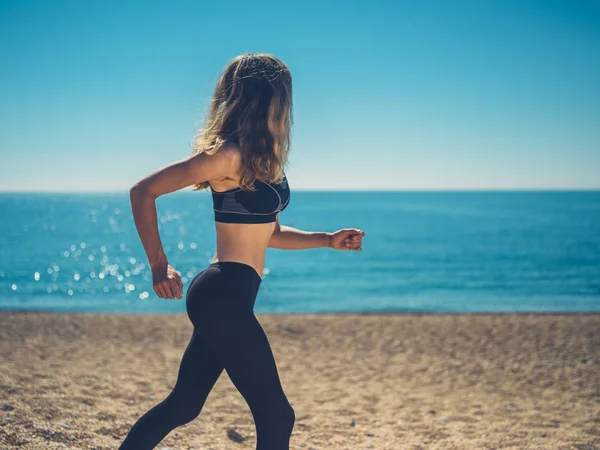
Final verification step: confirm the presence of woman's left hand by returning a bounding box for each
[329,228,365,251]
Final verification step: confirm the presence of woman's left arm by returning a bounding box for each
[268,216,365,251]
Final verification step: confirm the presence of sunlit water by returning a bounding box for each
[0,191,599,314]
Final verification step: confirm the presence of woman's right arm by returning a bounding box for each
[129,148,238,299]
[268,216,364,251]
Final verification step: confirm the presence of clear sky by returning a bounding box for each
[1,0,599,191]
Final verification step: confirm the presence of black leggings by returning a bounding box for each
[118,261,295,449]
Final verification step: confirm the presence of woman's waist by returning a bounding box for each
[212,247,267,279]
[187,259,263,312]
[211,256,264,279]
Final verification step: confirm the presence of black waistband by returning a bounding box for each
[209,261,262,283]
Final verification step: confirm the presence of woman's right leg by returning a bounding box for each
[192,311,296,450]
[187,262,296,450]
[197,314,295,450]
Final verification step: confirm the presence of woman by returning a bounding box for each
[119,53,365,450]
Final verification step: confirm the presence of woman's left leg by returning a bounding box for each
[118,328,224,450]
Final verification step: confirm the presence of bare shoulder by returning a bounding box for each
[189,143,241,173]
[215,142,242,166]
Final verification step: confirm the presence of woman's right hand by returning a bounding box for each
[329,228,365,251]
[152,263,183,299]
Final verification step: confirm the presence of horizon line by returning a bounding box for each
[1,188,599,194]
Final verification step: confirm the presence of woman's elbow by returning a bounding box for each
[129,183,143,202]
[130,181,156,201]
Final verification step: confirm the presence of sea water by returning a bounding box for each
[0,191,599,314]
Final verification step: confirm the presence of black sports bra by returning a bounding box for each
[210,174,291,224]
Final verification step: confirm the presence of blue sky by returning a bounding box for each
[1,0,599,191]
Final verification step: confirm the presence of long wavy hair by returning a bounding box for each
[191,53,293,191]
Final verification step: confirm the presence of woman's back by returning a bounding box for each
[207,144,291,278]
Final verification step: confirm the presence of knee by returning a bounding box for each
[278,402,295,435]
[257,401,295,436]
[173,403,202,426]
[166,396,203,427]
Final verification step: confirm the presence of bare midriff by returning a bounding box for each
[212,222,276,278]
[207,177,278,278]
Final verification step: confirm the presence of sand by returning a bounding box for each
[0,312,598,450]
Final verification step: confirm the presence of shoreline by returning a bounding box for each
[2,309,600,316]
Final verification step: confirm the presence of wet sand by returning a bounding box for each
[0,312,598,449]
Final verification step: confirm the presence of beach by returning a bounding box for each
[0,312,598,449]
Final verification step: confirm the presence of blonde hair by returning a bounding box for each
[192,53,293,191]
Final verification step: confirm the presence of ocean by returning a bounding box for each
[0,191,599,314]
